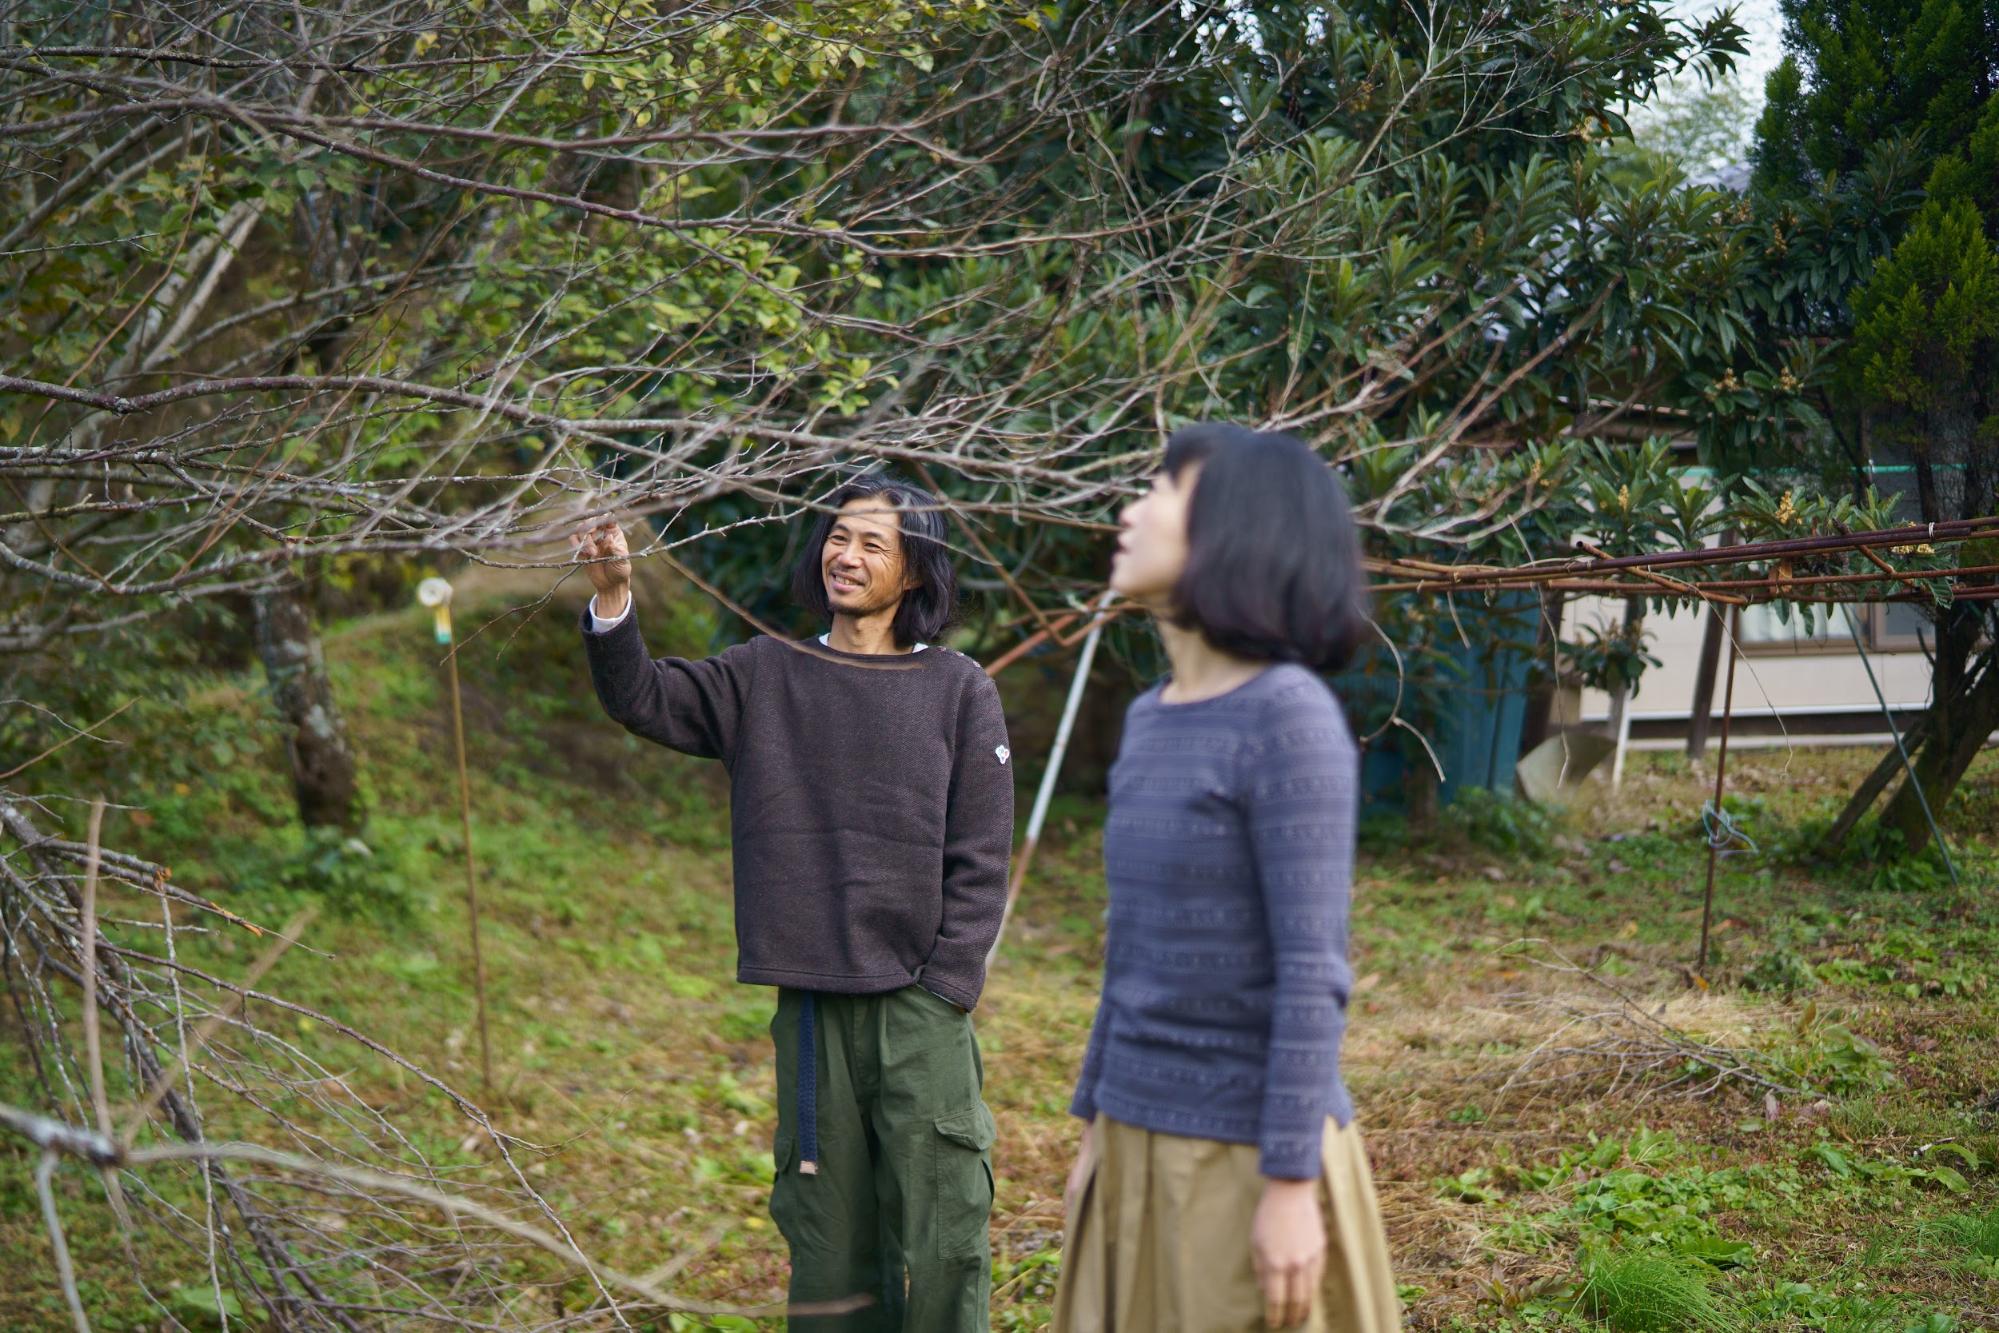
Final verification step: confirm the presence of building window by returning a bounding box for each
[1738,602,1856,652]
[1870,602,1931,652]
[1736,601,1939,655]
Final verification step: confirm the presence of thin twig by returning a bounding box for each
[119,906,317,1150]
[38,1151,93,1333]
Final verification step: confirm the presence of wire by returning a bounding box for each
[1699,800,1758,855]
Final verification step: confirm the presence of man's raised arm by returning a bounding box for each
[573,519,756,762]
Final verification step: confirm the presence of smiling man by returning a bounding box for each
[571,475,1014,1332]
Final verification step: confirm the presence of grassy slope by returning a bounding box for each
[5,576,1999,1331]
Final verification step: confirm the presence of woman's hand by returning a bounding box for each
[1063,1119,1096,1218]
[1251,1177,1324,1328]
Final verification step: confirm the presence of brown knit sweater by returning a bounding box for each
[581,608,1015,1010]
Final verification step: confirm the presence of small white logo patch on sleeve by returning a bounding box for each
[996,745,1010,765]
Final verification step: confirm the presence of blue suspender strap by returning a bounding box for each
[797,991,820,1176]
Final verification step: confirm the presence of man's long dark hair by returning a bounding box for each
[790,473,958,649]
[1161,423,1371,672]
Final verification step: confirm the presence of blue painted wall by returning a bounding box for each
[1339,592,1539,807]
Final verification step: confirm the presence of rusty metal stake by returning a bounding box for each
[1697,606,1740,976]
[419,579,492,1093]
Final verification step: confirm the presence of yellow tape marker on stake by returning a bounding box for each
[417,577,454,644]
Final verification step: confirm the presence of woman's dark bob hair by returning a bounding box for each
[1161,423,1371,672]
[790,472,958,649]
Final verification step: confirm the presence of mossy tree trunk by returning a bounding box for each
[251,578,362,834]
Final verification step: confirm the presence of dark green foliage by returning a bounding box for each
[1561,618,1663,696]
[1742,0,1999,855]
[1848,198,1998,412]
[1753,0,1997,192]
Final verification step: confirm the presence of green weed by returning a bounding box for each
[1743,944,1820,993]
[1798,1139,1971,1193]
[1439,787,1557,859]
[1779,817,1956,894]
[1766,1003,1896,1097]
[1474,1127,1763,1272]
[1749,1280,1959,1332]
[1574,1246,1743,1332]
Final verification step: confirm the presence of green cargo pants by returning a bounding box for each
[769,985,995,1333]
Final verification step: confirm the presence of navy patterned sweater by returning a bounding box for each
[1069,663,1358,1179]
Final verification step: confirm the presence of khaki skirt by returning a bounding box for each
[1051,1115,1400,1333]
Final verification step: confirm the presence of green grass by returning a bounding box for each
[1931,1203,1999,1288]
[1577,1248,1743,1332]
[5,577,1999,1329]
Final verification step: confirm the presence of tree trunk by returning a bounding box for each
[1404,750,1440,827]
[1878,643,1999,854]
[1826,714,1933,849]
[1878,386,1999,850]
[1606,597,1642,787]
[251,579,362,833]
[1685,603,1725,760]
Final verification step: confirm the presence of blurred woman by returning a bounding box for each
[1054,424,1398,1333]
